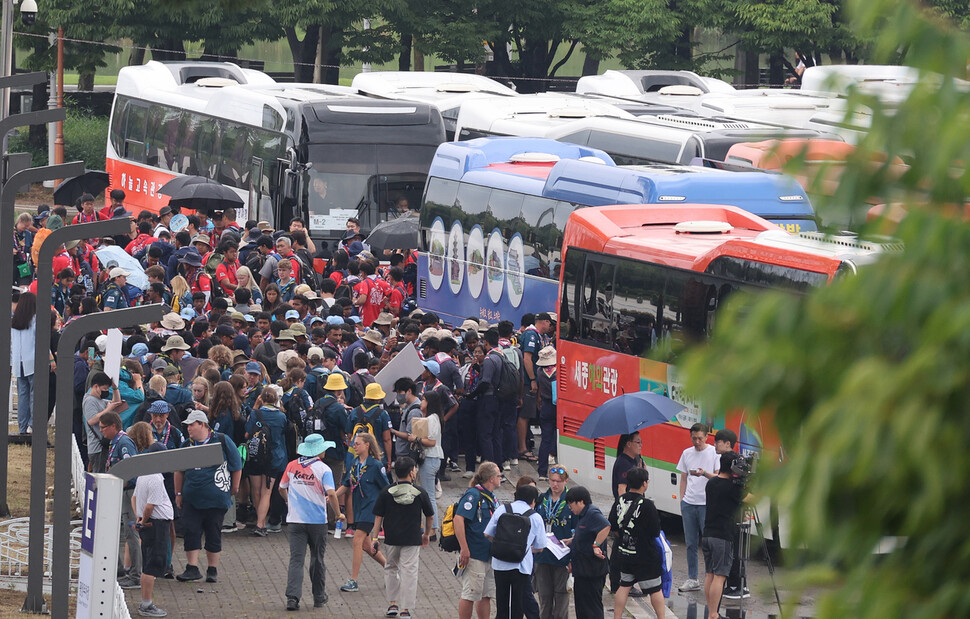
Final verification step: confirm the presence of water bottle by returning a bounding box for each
[334,519,343,539]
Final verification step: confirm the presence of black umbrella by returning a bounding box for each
[53,170,110,206]
[365,214,420,251]
[166,182,244,214]
[158,175,218,197]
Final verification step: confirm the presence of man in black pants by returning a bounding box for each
[484,484,546,619]
[703,429,749,600]
[702,451,744,619]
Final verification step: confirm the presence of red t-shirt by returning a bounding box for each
[353,276,390,327]
[215,260,239,295]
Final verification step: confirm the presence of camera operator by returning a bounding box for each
[702,450,745,619]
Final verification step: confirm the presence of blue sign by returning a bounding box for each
[80,474,98,555]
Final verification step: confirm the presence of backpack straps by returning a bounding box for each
[620,495,644,532]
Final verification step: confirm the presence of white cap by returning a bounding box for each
[109,267,130,279]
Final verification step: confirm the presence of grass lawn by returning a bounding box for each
[0,586,75,617]
[5,439,55,519]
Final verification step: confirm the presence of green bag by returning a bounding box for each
[16,263,30,278]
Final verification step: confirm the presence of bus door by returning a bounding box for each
[249,157,263,223]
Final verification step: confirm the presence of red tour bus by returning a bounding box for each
[555,203,893,540]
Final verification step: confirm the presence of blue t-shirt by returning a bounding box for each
[106,431,137,471]
[164,384,193,408]
[246,407,289,473]
[570,504,610,566]
[211,410,234,441]
[341,456,389,524]
[179,431,243,510]
[344,404,393,439]
[519,327,542,372]
[455,486,497,562]
[536,488,578,566]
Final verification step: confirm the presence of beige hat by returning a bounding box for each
[436,328,455,342]
[301,290,320,301]
[160,312,185,331]
[419,327,437,344]
[294,284,313,297]
[161,335,190,352]
[307,346,324,361]
[362,329,384,346]
[372,312,394,326]
[276,330,296,342]
[191,234,211,247]
[460,319,480,332]
[257,221,273,232]
[277,349,299,372]
[289,323,308,336]
[536,345,557,367]
[230,311,247,323]
[109,267,130,279]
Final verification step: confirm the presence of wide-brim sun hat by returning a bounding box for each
[297,434,336,457]
[160,312,185,331]
[362,330,384,346]
[324,373,348,391]
[277,349,299,371]
[536,345,557,367]
[161,335,190,351]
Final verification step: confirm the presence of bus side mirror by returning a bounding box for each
[283,169,299,204]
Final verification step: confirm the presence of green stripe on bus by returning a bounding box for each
[560,436,679,473]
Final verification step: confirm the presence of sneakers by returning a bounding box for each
[511,458,519,466]
[340,579,359,592]
[462,471,474,479]
[118,575,140,589]
[205,567,217,583]
[503,461,511,471]
[286,597,300,611]
[313,594,328,608]
[221,524,237,533]
[723,586,751,599]
[252,527,268,537]
[267,522,283,533]
[447,460,461,473]
[538,475,548,481]
[678,578,701,592]
[176,565,203,582]
[137,603,168,617]
[163,565,174,580]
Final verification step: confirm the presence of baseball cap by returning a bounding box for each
[109,267,130,279]
[245,361,262,374]
[182,410,209,426]
[285,309,300,320]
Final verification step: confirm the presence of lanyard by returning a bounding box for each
[107,431,130,466]
[190,432,213,447]
[351,459,367,492]
[153,422,172,447]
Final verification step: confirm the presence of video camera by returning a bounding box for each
[730,452,758,487]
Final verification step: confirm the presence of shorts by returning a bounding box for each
[619,571,662,594]
[702,536,734,576]
[181,503,227,553]
[518,394,537,420]
[460,557,496,602]
[139,519,172,578]
[352,521,374,536]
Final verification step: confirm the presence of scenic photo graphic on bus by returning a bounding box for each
[417,136,819,326]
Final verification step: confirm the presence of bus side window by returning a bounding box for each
[581,259,615,347]
[613,260,664,357]
[560,248,584,343]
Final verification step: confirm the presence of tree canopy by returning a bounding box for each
[681,0,970,616]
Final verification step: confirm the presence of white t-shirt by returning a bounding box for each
[133,473,174,521]
[424,413,444,460]
[676,445,719,506]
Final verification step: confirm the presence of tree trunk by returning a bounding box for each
[314,26,325,82]
[321,26,342,84]
[77,73,95,91]
[582,54,600,76]
[398,34,412,71]
[286,26,320,82]
[768,52,785,87]
[738,49,760,89]
[129,47,145,66]
[413,41,425,72]
[151,39,186,62]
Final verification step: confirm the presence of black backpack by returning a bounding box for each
[489,503,536,563]
[284,389,310,438]
[247,409,271,470]
[494,351,522,402]
[246,251,267,285]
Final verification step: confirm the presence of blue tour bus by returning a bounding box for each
[417,137,816,326]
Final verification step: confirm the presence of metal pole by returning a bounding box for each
[21,209,107,614]
[45,34,55,186]
[0,160,79,520]
[1,0,13,121]
[55,28,64,167]
[50,304,163,618]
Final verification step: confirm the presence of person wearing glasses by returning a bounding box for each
[675,423,719,592]
[534,466,576,619]
[612,432,645,500]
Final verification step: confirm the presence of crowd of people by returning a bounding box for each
[11,193,747,618]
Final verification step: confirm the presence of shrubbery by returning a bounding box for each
[8,110,107,170]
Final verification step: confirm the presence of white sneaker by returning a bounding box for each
[511,458,519,466]
[435,480,442,499]
[503,461,511,471]
[678,578,701,592]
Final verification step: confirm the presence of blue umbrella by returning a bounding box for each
[576,391,687,439]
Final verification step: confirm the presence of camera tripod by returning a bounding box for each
[730,506,783,618]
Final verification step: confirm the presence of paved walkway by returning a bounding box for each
[122,460,670,618]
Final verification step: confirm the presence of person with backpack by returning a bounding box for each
[471,329,508,472]
[534,467,577,619]
[345,382,393,470]
[390,378,423,470]
[179,252,214,310]
[347,351,376,408]
[244,387,288,537]
[353,261,390,327]
[101,267,132,310]
[454,462,502,619]
[484,483,546,619]
[608,467,666,619]
[370,456,435,619]
[336,432,389,593]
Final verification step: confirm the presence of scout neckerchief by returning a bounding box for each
[153,421,172,447]
[107,431,131,468]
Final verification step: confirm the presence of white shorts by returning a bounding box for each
[460,558,495,602]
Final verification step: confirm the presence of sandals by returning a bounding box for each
[519,451,538,463]
[386,604,399,617]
